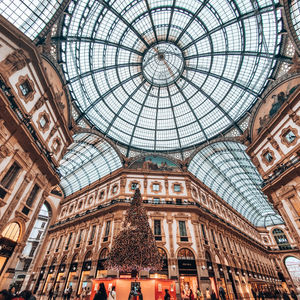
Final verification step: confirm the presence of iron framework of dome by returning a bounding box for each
[59,0,282,152]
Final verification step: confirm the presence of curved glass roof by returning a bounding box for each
[0,0,64,40]
[188,141,283,227]
[59,132,122,197]
[290,0,300,42]
[60,0,282,151]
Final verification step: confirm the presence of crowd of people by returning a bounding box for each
[251,288,298,300]
[92,283,172,300]
[1,283,298,300]
[0,285,36,300]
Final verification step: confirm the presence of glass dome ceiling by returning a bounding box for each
[60,0,282,151]
[188,141,283,227]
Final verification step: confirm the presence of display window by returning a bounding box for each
[180,276,198,299]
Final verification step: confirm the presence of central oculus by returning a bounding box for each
[142,42,184,87]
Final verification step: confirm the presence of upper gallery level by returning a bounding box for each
[0,16,73,185]
[246,73,300,191]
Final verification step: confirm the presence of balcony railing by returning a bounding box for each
[0,79,59,175]
[262,156,299,187]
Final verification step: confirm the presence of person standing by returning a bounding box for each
[189,288,194,300]
[219,286,226,300]
[48,287,54,300]
[164,289,170,300]
[108,287,116,300]
[93,283,107,300]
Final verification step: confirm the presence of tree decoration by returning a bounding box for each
[105,188,162,273]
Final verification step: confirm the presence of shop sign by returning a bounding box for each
[178,259,196,269]
[0,237,16,257]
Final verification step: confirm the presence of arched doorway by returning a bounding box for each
[66,254,79,290]
[78,251,92,294]
[284,256,300,293]
[177,248,198,299]
[205,251,218,297]
[150,247,168,279]
[34,259,47,294]
[54,256,67,293]
[43,257,57,294]
[0,222,21,275]
[96,248,108,278]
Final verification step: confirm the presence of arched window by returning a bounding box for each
[99,248,108,260]
[272,229,291,250]
[2,222,20,242]
[178,248,195,260]
[284,257,300,287]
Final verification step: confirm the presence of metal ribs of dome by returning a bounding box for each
[59,0,282,152]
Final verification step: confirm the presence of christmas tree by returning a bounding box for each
[105,188,162,274]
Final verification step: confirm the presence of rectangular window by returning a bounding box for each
[154,220,161,236]
[264,152,273,162]
[153,184,160,191]
[77,229,83,246]
[89,225,96,244]
[47,238,54,253]
[1,162,21,189]
[29,244,37,257]
[219,233,225,250]
[284,130,296,143]
[66,232,72,250]
[174,184,181,192]
[26,184,40,207]
[100,191,104,199]
[131,183,138,190]
[20,80,32,96]
[201,224,207,239]
[103,221,111,242]
[179,221,187,241]
[153,198,160,204]
[176,198,182,205]
[23,259,32,271]
[211,230,217,248]
[36,231,42,240]
[104,221,111,237]
[39,116,47,128]
[56,236,62,252]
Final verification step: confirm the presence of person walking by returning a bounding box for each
[108,287,116,300]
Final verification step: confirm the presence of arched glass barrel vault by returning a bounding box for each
[0,0,67,40]
[58,0,282,152]
[59,132,122,197]
[188,141,283,227]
